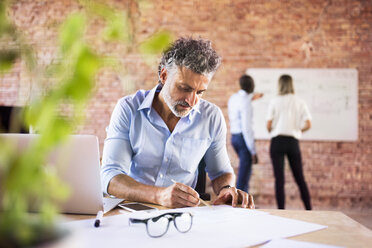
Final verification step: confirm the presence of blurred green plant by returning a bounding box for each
[139,30,174,55]
[0,0,172,246]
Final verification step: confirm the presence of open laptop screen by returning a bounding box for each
[0,134,107,214]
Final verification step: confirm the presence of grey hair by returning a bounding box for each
[158,37,221,83]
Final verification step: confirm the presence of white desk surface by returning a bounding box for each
[64,204,372,248]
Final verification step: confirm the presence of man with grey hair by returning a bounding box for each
[101,37,254,209]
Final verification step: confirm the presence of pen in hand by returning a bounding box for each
[171,179,212,208]
[94,210,103,228]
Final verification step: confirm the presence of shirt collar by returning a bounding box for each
[238,89,249,95]
[186,100,200,122]
[238,89,253,98]
[137,84,161,111]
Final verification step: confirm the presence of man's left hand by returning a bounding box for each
[212,187,255,209]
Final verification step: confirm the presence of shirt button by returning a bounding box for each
[165,157,168,162]
[159,174,163,178]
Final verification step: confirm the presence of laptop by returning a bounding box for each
[0,133,123,214]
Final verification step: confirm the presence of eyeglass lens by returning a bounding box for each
[147,215,170,237]
[174,213,193,233]
[146,213,192,237]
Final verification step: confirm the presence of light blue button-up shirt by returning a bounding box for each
[101,84,233,194]
[228,89,256,155]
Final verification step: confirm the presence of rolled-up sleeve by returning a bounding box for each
[101,99,133,194]
[204,108,234,181]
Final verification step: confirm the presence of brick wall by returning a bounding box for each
[1,0,371,210]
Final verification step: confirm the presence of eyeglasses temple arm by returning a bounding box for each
[129,218,147,225]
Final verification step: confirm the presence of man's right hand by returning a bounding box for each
[252,154,258,164]
[157,182,200,208]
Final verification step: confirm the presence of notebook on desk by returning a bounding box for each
[0,133,123,214]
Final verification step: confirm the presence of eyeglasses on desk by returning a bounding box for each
[128,212,193,238]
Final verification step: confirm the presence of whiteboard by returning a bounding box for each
[246,68,358,141]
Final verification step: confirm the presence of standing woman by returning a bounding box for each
[266,74,312,210]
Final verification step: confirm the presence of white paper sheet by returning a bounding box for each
[261,238,344,248]
[62,205,327,248]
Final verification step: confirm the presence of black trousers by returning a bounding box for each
[270,135,312,210]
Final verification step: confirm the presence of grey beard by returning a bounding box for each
[160,86,190,118]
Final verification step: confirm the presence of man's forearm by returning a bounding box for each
[211,173,236,196]
[108,174,162,205]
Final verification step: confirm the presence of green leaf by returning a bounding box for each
[103,12,130,41]
[75,48,101,81]
[59,14,86,54]
[0,1,10,34]
[83,1,130,42]
[0,50,19,72]
[83,0,117,20]
[139,31,173,54]
[62,48,100,102]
